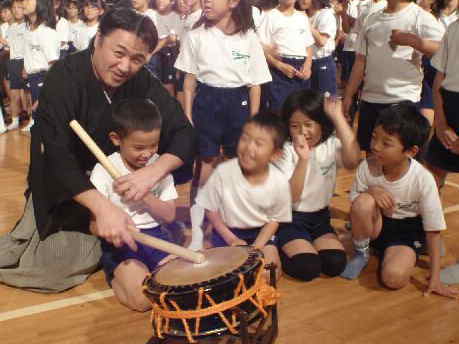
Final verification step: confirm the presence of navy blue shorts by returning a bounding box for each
[145,54,161,78]
[100,225,170,285]
[158,45,179,85]
[176,70,185,92]
[311,55,337,96]
[26,71,47,105]
[425,88,459,172]
[68,42,77,54]
[212,226,276,247]
[7,59,25,90]
[419,57,436,110]
[341,51,355,82]
[371,216,425,256]
[277,208,335,248]
[267,57,311,113]
[193,83,250,158]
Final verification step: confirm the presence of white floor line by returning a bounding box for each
[446,181,459,190]
[0,289,114,322]
[445,204,459,215]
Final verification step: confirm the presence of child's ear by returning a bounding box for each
[109,131,121,147]
[405,145,419,159]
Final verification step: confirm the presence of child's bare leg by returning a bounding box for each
[341,193,382,279]
[380,245,416,290]
[262,244,282,281]
[111,259,151,312]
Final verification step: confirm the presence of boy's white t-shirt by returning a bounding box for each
[274,136,343,212]
[6,22,27,59]
[175,26,272,88]
[343,0,360,52]
[23,24,59,74]
[196,158,292,228]
[310,8,337,59]
[90,152,178,229]
[156,11,183,40]
[356,3,444,103]
[56,17,70,44]
[349,158,446,231]
[439,11,458,30]
[257,8,315,57]
[431,21,459,92]
[74,23,98,51]
[68,19,84,44]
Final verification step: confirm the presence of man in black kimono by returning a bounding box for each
[0,7,196,292]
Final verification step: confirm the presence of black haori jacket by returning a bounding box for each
[28,48,196,239]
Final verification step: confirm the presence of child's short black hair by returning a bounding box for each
[1,1,12,10]
[281,89,334,143]
[376,102,431,151]
[244,112,288,150]
[111,98,162,138]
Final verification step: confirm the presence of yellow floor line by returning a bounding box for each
[445,204,459,215]
[0,289,114,322]
[446,181,459,190]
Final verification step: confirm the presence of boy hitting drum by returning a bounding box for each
[90,99,178,311]
[196,113,292,279]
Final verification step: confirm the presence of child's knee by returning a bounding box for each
[351,193,377,216]
[282,253,321,282]
[121,291,152,312]
[318,249,347,277]
[381,265,410,290]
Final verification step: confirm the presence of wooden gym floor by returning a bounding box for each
[1,130,459,344]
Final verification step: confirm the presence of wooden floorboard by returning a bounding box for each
[1,130,459,344]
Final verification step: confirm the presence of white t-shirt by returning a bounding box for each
[175,26,271,87]
[0,22,9,38]
[439,11,458,31]
[431,21,459,92]
[310,8,337,59]
[23,24,59,74]
[143,8,158,27]
[343,0,360,52]
[258,8,314,57]
[74,23,98,51]
[274,136,343,212]
[252,6,265,29]
[349,158,446,231]
[196,158,292,228]
[56,17,70,45]
[179,9,202,42]
[68,19,84,44]
[90,152,178,229]
[6,22,27,59]
[356,3,444,103]
[156,11,182,40]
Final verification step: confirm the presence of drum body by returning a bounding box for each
[143,246,264,338]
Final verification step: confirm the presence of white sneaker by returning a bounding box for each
[0,126,6,135]
[21,118,34,131]
[7,117,19,130]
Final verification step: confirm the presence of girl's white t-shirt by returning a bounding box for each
[310,8,337,59]
[175,26,272,87]
[90,152,178,229]
[74,23,98,51]
[6,22,27,59]
[349,158,446,231]
[196,158,292,228]
[274,136,343,212]
[23,24,59,73]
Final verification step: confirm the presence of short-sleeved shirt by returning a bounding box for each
[196,158,292,228]
[90,153,177,228]
[74,23,98,51]
[179,9,202,42]
[274,136,343,212]
[439,11,458,31]
[175,26,272,88]
[349,158,446,231]
[68,20,84,43]
[23,24,59,74]
[56,17,70,44]
[257,8,315,57]
[356,3,444,103]
[431,20,459,92]
[343,0,360,52]
[156,11,182,40]
[6,22,27,59]
[310,8,337,59]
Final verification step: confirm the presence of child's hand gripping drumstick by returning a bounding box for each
[69,119,205,264]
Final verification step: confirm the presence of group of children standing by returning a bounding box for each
[0,0,458,311]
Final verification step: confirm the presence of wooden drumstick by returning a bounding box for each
[69,119,205,264]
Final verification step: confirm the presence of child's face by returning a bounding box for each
[84,3,103,21]
[288,110,322,148]
[12,2,24,21]
[278,0,296,8]
[416,0,434,10]
[370,126,411,167]
[110,129,161,170]
[237,122,279,174]
[296,0,312,10]
[66,3,79,19]
[156,0,174,13]
[1,8,13,22]
[201,0,239,22]
[22,0,35,16]
[132,0,150,11]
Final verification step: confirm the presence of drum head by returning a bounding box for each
[154,246,249,286]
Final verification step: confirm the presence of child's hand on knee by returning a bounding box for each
[368,186,395,212]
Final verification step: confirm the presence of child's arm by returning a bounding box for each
[389,30,440,58]
[265,51,298,79]
[311,27,329,48]
[289,135,310,203]
[248,85,261,116]
[183,73,197,124]
[142,194,176,224]
[342,53,365,119]
[299,46,313,80]
[425,231,458,298]
[323,96,360,169]
[253,221,279,250]
[206,210,247,246]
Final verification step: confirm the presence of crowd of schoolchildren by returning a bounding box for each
[1,0,459,311]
